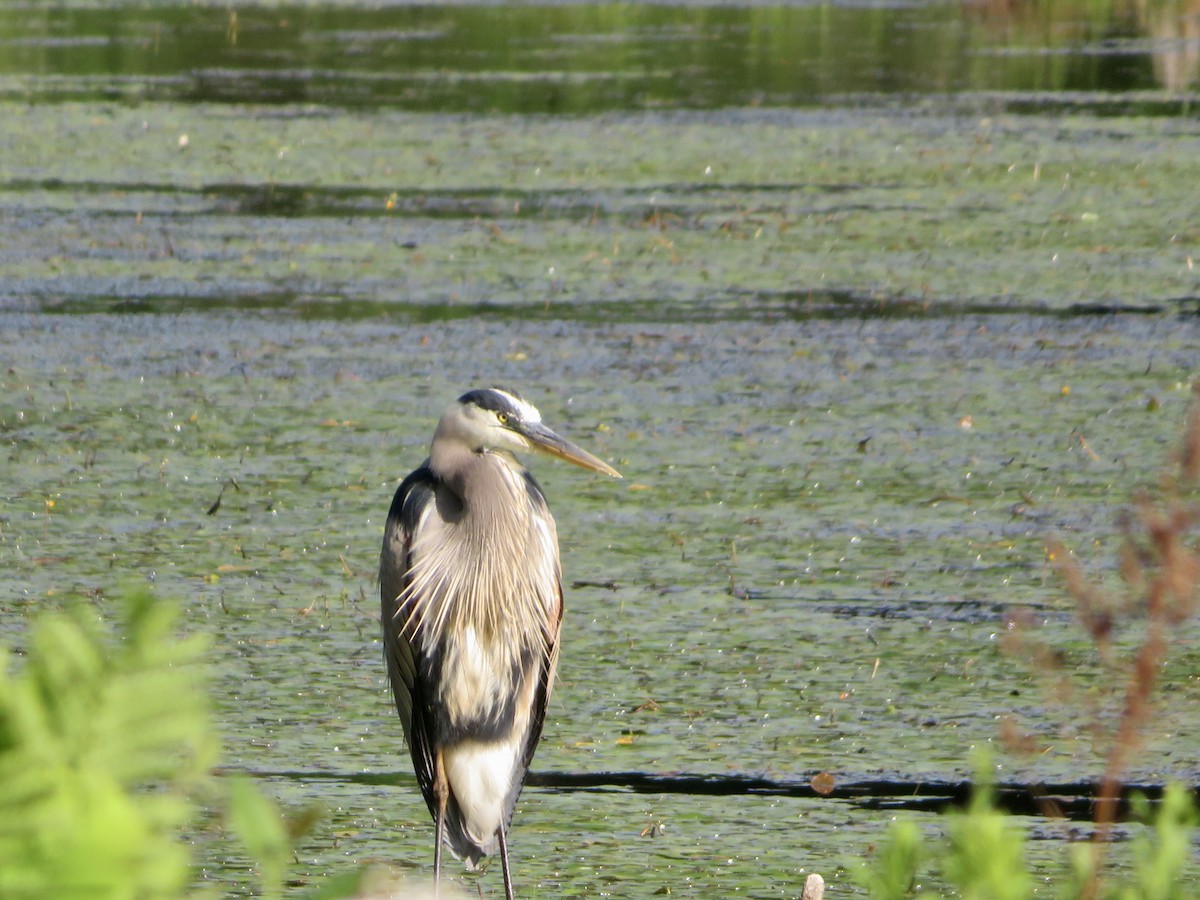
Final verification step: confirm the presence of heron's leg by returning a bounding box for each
[498,825,514,900]
[433,809,444,899]
[433,749,448,898]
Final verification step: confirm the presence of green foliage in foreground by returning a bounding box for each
[0,589,385,899]
[0,590,331,899]
[940,770,1032,900]
[856,763,1199,900]
[0,590,217,898]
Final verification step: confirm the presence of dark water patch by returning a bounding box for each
[528,772,1198,824]
[240,766,1199,823]
[0,178,393,219]
[985,90,1200,117]
[0,176,899,221]
[27,286,1182,322]
[821,595,1046,624]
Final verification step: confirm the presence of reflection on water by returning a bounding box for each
[0,1,1196,111]
[1139,0,1200,90]
[967,0,1200,93]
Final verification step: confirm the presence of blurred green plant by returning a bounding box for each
[854,751,1034,899]
[0,588,352,899]
[857,771,1197,899]
[854,817,922,900]
[226,774,294,900]
[0,589,216,898]
[940,759,1032,900]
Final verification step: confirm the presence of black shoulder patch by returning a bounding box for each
[387,462,438,535]
[523,469,549,512]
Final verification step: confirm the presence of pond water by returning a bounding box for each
[2,2,1198,111]
[2,1,1200,896]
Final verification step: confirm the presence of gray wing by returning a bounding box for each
[380,462,439,815]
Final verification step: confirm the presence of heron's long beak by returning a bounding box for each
[520,422,622,478]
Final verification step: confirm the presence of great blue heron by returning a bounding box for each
[380,387,621,898]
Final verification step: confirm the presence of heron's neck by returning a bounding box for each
[431,442,529,524]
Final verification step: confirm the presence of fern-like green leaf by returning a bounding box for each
[0,589,216,899]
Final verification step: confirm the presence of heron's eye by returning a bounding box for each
[496,412,509,425]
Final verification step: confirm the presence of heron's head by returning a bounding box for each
[435,386,621,478]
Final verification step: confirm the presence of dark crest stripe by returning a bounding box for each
[458,387,526,417]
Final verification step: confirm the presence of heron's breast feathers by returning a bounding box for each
[396,491,561,643]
